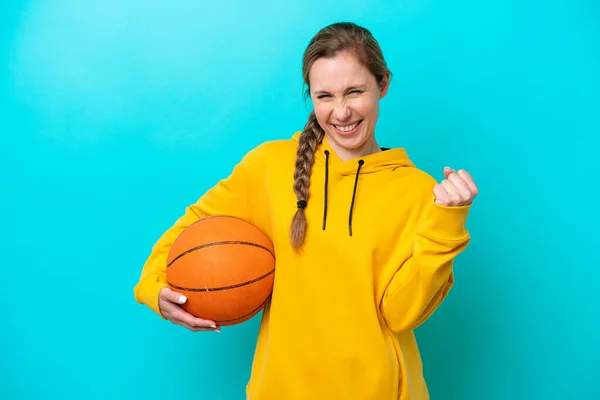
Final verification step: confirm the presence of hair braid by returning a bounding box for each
[290,111,324,249]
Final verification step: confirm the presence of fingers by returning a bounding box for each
[160,287,187,305]
[435,167,478,206]
[159,288,220,332]
[443,166,454,179]
[176,311,221,333]
[162,301,221,332]
[433,183,447,204]
[457,169,479,196]
[446,171,472,200]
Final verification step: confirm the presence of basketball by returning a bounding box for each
[166,215,275,326]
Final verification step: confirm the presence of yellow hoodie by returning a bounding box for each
[134,131,471,400]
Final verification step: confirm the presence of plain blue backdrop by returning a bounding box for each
[1,1,598,399]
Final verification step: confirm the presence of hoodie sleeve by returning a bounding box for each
[380,201,471,333]
[133,146,263,318]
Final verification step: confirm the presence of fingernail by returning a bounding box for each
[210,324,217,329]
[214,329,221,333]
[179,295,187,304]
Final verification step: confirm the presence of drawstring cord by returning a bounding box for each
[348,160,364,236]
[322,150,330,230]
[320,155,364,236]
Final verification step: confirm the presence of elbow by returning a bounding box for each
[382,274,454,333]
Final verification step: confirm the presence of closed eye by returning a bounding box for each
[315,88,364,99]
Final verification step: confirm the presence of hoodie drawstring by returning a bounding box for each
[322,150,330,230]
[320,155,364,236]
[348,160,364,236]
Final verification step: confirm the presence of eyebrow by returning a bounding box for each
[313,84,368,95]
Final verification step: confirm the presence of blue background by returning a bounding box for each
[1,1,598,399]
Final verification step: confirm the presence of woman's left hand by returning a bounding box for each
[434,167,479,206]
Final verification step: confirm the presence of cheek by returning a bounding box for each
[351,97,379,118]
[313,103,332,124]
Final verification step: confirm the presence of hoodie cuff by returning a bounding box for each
[134,273,168,319]
[419,202,471,240]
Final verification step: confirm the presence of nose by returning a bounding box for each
[332,99,351,121]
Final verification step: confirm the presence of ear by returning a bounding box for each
[379,74,390,99]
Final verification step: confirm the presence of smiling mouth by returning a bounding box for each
[332,120,363,135]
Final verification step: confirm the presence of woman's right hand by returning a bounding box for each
[159,287,220,332]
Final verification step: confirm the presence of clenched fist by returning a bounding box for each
[434,167,478,206]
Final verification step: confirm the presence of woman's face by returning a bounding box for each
[309,51,389,162]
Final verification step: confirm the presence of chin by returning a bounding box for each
[328,133,368,151]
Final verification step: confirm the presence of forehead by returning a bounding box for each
[309,52,376,92]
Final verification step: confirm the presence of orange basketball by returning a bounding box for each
[166,215,275,326]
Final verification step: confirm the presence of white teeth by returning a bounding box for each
[335,122,359,132]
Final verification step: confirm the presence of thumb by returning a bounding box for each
[443,166,455,179]
[163,288,187,304]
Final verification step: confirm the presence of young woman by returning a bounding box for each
[134,22,478,400]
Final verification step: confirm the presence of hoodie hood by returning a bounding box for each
[291,131,415,236]
[291,131,414,176]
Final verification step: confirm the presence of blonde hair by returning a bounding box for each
[290,22,392,249]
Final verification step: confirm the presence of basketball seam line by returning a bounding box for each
[167,268,275,292]
[214,296,271,323]
[167,241,275,267]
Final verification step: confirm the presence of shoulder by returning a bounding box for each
[252,137,298,155]
[388,165,438,202]
[241,134,299,166]
[390,165,437,186]
[407,167,438,188]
